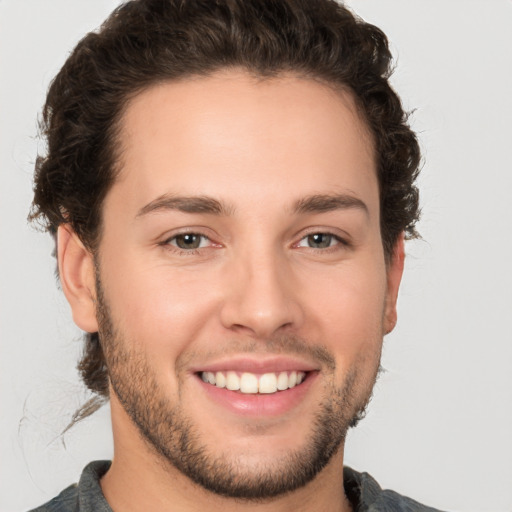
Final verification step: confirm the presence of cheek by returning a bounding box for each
[301,263,387,361]
[102,262,221,358]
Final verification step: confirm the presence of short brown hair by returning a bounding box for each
[30,0,421,408]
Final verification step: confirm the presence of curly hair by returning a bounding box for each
[30,0,421,409]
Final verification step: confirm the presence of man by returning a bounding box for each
[28,0,442,510]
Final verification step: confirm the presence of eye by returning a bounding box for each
[297,233,341,249]
[168,233,210,250]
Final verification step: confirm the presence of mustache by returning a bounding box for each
[176,333,336,373]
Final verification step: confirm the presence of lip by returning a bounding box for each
[193,368,319,418]
[189,355,319,375]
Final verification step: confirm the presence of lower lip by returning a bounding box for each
[195,372,318,418]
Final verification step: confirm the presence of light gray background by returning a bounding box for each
[1,1,511,511]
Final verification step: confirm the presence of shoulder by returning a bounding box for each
[27,461,112,512]
[344,466,447,512]
[28,484,79,512]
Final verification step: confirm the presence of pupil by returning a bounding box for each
[309,233,331,248]
[177,234,200,249]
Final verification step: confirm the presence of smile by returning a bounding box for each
[200,370,307,394]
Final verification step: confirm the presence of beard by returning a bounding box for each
[95,274,381,501]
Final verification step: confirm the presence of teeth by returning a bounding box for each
[215,371,226,388]
[200,370,307,394]
[226,371,240,391]
[259,373,277,394]
[277,371,289,391]
[240,373,258,393]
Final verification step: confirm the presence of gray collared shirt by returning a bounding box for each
[29,460,446,511]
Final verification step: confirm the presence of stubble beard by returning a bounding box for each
[95,277,381,501]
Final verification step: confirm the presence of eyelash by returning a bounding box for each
[160,232,213,256]
[160,230,350,256]
[295,232,349,252]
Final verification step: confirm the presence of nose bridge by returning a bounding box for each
[220,240,302,337]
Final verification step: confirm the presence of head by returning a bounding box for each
[30,0,420,501]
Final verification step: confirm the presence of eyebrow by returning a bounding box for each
[136,194,233,218]
[136,192,368,219]
[292,193,369,216]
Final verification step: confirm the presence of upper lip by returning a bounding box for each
[189,356,319,375]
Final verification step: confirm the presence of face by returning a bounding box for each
[75,71,403,498]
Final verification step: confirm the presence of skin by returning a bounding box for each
[58,70,404,512]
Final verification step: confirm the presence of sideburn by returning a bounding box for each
[63,264,110,433]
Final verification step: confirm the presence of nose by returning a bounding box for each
[219,249,304,339]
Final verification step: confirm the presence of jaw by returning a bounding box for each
[103,341,381,512]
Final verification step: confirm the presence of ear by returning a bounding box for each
[383,235,405,335]
[57,224,99,333]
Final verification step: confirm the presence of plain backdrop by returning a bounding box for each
[1,1,511,511]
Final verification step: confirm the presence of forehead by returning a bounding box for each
[109,70,377,218]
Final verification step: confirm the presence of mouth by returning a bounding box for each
[191,357,319,417]
[194,368,317,417]
[199,370,308,394]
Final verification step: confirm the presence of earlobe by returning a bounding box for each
[384,235,405,335]
[57,225,99,333]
